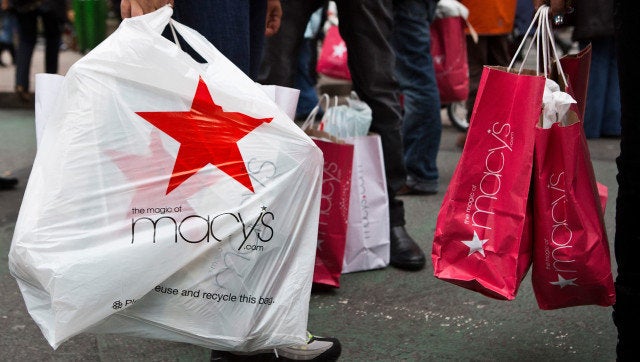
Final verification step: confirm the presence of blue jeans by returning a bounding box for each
[580,38,621,138]
[172,0,266,80]
[392,0,441,183]
[295,37,320,119]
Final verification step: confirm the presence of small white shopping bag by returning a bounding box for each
[342,134,390,273]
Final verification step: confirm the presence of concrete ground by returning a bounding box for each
[0,38,620,361]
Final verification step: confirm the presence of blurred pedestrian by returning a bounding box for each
[610,0,640,357]
[122,1,341,361]
[572,0,621,139]
[12,0,67,102]
[460,0,517,122]
[392,0,442,195]
[259,0,428,272]
[512,0,534,59]
[456,0,517,148]
[294,6,325,121]
[538,0,640,358]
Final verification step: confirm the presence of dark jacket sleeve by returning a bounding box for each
[571,0,615,41]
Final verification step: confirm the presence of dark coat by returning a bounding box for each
[571,0,615,41]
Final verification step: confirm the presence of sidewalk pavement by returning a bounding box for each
[1,43,622,361]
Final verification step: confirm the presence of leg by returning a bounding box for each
[14,10,38,92]
[392,0,441,193]
[294,37,321,119]
[601,38,621,137]
[258,0,323,87]
[613,0,640,358]
[465,35,488,117]
[39,8,63,74]
[336,0,406,224]
[582,39,607,139]
[337,0,425,270]
[486,34,513,69]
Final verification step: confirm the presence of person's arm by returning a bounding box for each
[265,0,282,37]
[120,0,174,18]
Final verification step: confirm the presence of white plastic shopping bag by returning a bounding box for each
[320,92,372,138]
[10,6,322,351]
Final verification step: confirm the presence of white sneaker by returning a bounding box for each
[210,332,342,361]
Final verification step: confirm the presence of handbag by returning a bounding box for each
[301,101,353,287]
[315,24,351,80]
[312,94,390,273]
[557,44,592,120]
[530,8,615,310]
[10,6,321,351]
[430,0,470,103]
[341,134,390,273]
[432,8,549,301]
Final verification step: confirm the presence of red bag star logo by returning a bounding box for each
[136,77,273,194]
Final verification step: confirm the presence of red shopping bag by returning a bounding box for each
[430,16,469,103]
[309,137,354,287]
[531,98,615,310]
[560,44,610,241]
[432,66,545,300]
[316,25,352,80]
[558,44,592,120]
[597,182,608,212]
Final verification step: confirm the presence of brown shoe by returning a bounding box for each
[456,133,467,149]
[15,85,31,103]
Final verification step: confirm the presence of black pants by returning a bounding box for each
[259,0,407,227]
[613,0,640,359]
[14,8,63,91]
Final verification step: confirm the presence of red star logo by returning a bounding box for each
[105,130,203,216]
[136,77,273,194]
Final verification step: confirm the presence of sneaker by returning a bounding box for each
[210,332,341,361]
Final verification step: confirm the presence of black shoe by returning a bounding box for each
[389,226,426,271]
[210,332,341,361]
[397,184,438,196]
[0,176,18,190]
[397,176,438,196]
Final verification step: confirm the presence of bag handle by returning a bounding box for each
[540,7,568,86]
[129,5,227,69]
[300,94,331,131]
[508,5,568,86]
